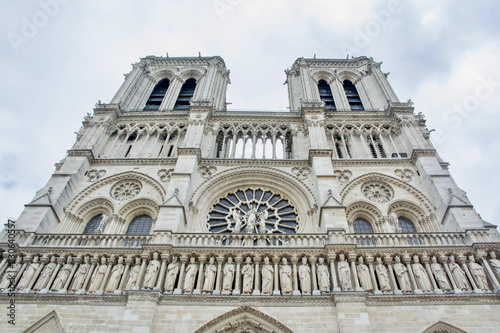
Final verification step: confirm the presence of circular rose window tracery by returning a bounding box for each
[110,180,142,201]
[361,182,394,203]
[208,188,298,234]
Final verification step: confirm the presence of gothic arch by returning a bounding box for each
[194,306,294,333]
[346,200,383,231]
[74,197,115,223]
[190,167,318,233]
[149,67,176,82]
[117,198,160,222]
[422,321,467,333]
[311,69,335,84]
[387,200,428,224]
[337,69,362,84]
[177,67,205,82]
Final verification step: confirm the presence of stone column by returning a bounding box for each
[328,254,340,292]
[0,252,10,277]
[403,256,418,293]
[213,256,224,295]
[366,257,379,294]
[422,256,440,293]
[310,257,320,295]
[291,256,300,295]
[118,258,133,292]
[62,257,80,293]
[349,254,362,291]
[42,257,63,293]
[459,256,480,293]
[25,257,47,292]
[252,256,261,295]
[155,254,170,292]
[14,258,30,286]
[174,256,188,294]
[273,257,281,295]
[440,256,459,293]
[194,256,206,295]
[234,256,242,295]
[97,257,114,294]
[478,252,500,291]
[136,254,149,289]
[81,258,98,293]
[384,257,398,294]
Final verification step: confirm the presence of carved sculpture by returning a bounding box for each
[51,256,73,291]
[203,257,217,294]
[261,257,274,295]
[88,257,107,293]
[125,257,141,290]
[258,210,268,234]
[468,255,489,291]
[298,256,312,294]
[448,256,469,291]
[279,258,292,295]
[33,256,57,291]
[316,257,330,294]
[337,253,352,291]
[106,256,124,293]
[71,256,90,292]
[375,257,391,292]
[357,256,373,292]
[183,257,198,293]
[241,257,254,295]
[412,256,432,292]
[430,257,451,291]
[0,256,22,291]
[393,256,411,292]
[488,251,500,281]
[95,213,108,234]
[230,209,242,233]
[17,256,40,291]
[222,257,235,294]
[245,205,259,233]
[143,252,160,289]
[389,209,399,228]
[165,256,180,292]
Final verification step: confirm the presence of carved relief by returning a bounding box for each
[86,169,106,182]
[157,169,174,182]
[361,181,394,203]
[334,170,352,184]
[198,166,217,179]
[291,167,311,180]
[394,169,414,182]
[110,180,142,201]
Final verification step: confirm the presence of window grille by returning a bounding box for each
[126,215,153,235]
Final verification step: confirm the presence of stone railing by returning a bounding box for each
[13,232,151,248]
[348,232,471,248]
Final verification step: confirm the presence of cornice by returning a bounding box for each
[331,158,413,167]
[200,158,310,168]
[213,111,302,119]
[0,293,127,306]
[365,293,500,306]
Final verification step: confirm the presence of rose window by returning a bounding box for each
[361,182,394,203]
[207,188,298,234]
[110,180,142,201]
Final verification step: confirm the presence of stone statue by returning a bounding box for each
[430,256,451,291]
[241,257,254,295]
[448,256,469,291]
[245,204,258,233]
[299,256,312,294]
[0,256,22,291]
[125,257,141,290]
[389,209,399,228]
[105,256,124,293]
[375,257,391,292]
[279,258,292,295]
[88,257,107,293]
[261,257,274,295]
[164,256,180,292]
[488,251,500,281]
[468,255,489,291]
[71,256,90,292]
[33,256,57,291]
[357,256,373,292]
[412,256,432,292]
[183,257,198,293]
[337,253,352,291]
[222,257,235,294]
[95,213,109,234]
[393,256,411,292]
[143,252,160,289]
[51,256,73,291]
[258,210,268,234]
[17,256,40,291]
[231,209,242,233]
[202,257,217,294]
[316,257,330,294]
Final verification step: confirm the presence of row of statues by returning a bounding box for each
[1,251,499,296]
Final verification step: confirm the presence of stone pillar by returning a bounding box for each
[422,256,440,293]
[459,256,481,293]
[234,256,242,295]
[213,256,224,295]
[478,252,500,291]
[118,258,133,292]
[366,257,379,294]
[440,256,459,293]
[403,256,418,293]
[62,257,80,293]
[174,256,188,294]
[82,258,98,293]
[328,254,340,292]
[194,256,206,295]
[310,257,320,295]
[349,254,362,291]
[252,256,261,295]
[273,257,281,295]
[155,254,170,292]
[42,257,64,293]
[97,257,114,294]
[384,257,398,294]
[291,256,300,295]
[136,254,149,289]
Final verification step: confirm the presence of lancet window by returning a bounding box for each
[215,126,292,159]
[144,78,170,111]
[126,215,153,235]
[343,80,364,111]
[366,133,387,158]
[353,218,374,233]
[399,217,417,233]
[174,78,196,110]
[83,214,103,234]
[317,79,336,111]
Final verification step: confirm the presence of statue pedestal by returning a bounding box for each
[453,288,464,294]
[374,290,383,295]
[94,290,104,295]
[173,288,182,295]
[473,288,484,294]
[232,289,241,295]
[57,288,67,294]
[394,289,402,295]
[153,286,161,292]
[355,287,364,292]
[212,290,221,295]
[273,290,281,296]
[292,290,301,296]
[39,288,49,294]
[312,289,321,296]
[192,289,201,295]
[434,288,443,294]
[252,289,260,296]
[221,290,231,295]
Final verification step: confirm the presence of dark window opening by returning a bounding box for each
[144,79,170,111]
[167,145,174,157]
[124,145,132,157]
[174,78,196,110]
[317,80,336,111]
[126,215,153,235]
[353,218,374,233]
[398,217,417,233]
[335,143,343,159]
[343,80,364,111]
[83,214,103,234]
[369,143,378,158]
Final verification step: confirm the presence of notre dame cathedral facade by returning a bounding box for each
[1,55,500,333]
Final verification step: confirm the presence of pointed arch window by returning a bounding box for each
[83,214,103,234]
[174,78,196,110]
[353,218,374,233]
[398,217,417,233]
[343,80,364,111]
[126,215,153,235]
[144,78,170,111]
[317,80,336,111]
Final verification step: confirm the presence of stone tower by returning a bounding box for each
[1,55,499,333]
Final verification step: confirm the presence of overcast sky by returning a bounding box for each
[0,0,499,228]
